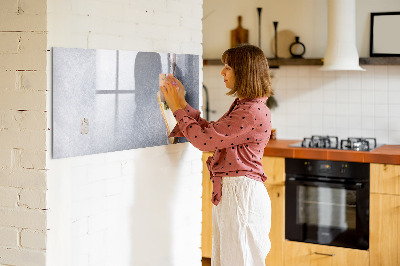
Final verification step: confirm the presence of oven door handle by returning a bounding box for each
[287,177,364,189]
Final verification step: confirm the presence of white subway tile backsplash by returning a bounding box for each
[374,117,389,131]
[388,65,400,76]
[311,127,324,136]
[323,87,336,103]
[374,90,388,104]
[388,104,400,117]
[361,104,375,117]
[323,103,336,115]
[348,103,362,116]
[336,115,348,129]
[298,89,313,103]
[323,115,336,129]
[298,66,311,78]
[335,72,349,90]
[374,130,389,144]
[348,90,362,103]
[374,78,388,91]
[296,127,312,138]
[285,66,298,77]
[310,77,324,90]
[389,117,400,131]
[311,87,323,101]
[362,116,375,130]
[311,113,323,124]
[388,131,400,143]
[388,76,400,91]
[297,102,312,115]
[348,71,362,90]
[362,128,375,138]
[273,77,287,90]
[322,70,335,78]
[388,91,400,104]
[336,128,349,140]
[336,103,349,116]
[298,77,311,89]
[286,77,299,89]
[374,65,388,77]
[287,113,300,127]
[375,104,389,117]
[336,90,349,103]
[362,65,375,74]
[348,116,362,129]
[362,90,375,104]
[349,128,362,137]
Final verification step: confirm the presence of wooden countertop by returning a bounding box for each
[263,139,400,165]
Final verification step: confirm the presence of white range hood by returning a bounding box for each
[320,0,365,71]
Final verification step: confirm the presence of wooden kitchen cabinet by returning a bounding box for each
[264,184,285,266]
[284,241,369,266]
[261,156,285,186]
[202,152,213,258]
[370,163,400,266]
[370,163,400,195]
[370,193,400,266]
[201,154,286,265]
[262,156,285,266]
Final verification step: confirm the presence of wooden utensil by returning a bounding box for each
[231,16,249,48]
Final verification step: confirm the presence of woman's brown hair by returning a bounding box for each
[221,44,273,99]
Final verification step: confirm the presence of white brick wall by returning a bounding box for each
[46,1,203,266]
[0,0,48,265]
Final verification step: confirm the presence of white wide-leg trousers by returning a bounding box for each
[211,176,271,266]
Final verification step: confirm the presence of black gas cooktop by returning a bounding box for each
[289,135,382,151]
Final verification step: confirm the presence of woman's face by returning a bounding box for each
[220,64,235,89]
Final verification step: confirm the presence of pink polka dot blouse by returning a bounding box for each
[169,97,272,206]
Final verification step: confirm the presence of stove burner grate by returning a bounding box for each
[340,137,377,151]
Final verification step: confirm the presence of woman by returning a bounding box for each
[161,44,273,266]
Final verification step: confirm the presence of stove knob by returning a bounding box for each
[305,162,312,171]
[340,164,347,174]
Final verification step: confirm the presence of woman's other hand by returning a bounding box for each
[160,76,187,113]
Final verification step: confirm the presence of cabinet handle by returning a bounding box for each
[314,252,335,257]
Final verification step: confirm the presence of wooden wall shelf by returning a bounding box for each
[203,57,400,67]
[359,57,400,65]
[203,58,323,67]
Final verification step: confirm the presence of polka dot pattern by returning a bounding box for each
[169,97,272,206]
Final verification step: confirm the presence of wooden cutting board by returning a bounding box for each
[231,16,249,48]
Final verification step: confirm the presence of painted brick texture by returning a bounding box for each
[46,0,203,265]
[0,0,48,265]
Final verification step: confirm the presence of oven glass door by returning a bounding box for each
[286,179,369,250]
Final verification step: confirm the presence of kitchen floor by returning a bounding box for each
[202,257,211,266]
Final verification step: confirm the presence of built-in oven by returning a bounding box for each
[285,158,369,250]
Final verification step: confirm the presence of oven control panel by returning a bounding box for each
[286,158,369,180]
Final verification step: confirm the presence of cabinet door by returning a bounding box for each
[284,241,369,266]
[264,184,284,266]
[261,156,285,185]
[202,152,213,258]
[370,193,400,266]
[370,163,400,195]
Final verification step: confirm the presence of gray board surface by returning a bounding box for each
[52,47,199,159]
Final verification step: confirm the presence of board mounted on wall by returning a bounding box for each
[52,47,199,159]
[370,12,400,57]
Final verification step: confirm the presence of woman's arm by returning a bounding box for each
[161,76,211,138]
[172,106,257,152]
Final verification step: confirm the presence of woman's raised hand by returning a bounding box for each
[160,75,187,113]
